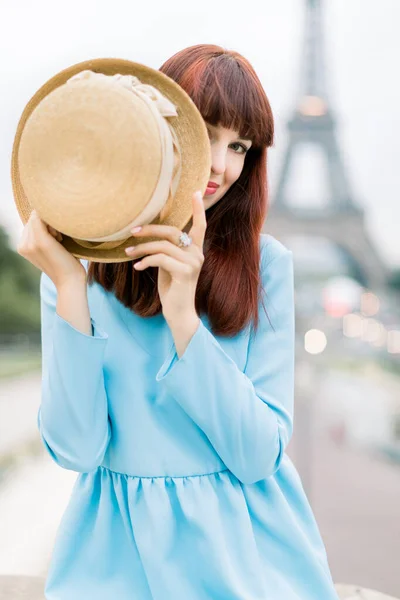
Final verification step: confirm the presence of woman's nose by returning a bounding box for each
[210,147,227,175]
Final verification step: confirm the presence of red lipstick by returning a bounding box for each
[205,181,220,196]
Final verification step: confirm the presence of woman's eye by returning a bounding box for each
[231,142,248,154]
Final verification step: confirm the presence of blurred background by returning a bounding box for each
[0,0,399,597]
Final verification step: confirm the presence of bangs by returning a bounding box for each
[182,54,273,149]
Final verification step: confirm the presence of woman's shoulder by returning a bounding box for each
[259,233,292,269]
[258,235,294,319]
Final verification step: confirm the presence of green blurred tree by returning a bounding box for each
[388,269,400,294]
[0,225,41,335]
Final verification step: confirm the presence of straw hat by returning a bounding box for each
[11,58,211,262]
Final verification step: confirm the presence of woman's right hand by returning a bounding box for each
[17,210,87,289]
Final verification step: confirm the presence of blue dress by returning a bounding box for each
[38,233,339,599]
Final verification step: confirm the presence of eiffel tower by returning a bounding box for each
[265,0,388,289]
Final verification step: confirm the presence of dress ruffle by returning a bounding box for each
[45,462,335,600]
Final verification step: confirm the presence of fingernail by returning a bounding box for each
[131,226,142,233]
[125,247,134,253]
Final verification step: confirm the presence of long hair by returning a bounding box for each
[88,44,274,337]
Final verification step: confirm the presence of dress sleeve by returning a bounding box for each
[156,245,295,485]
[37,271,111,472]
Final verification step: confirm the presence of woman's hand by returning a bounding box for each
[17,210,87,289]
[125,191,206,324]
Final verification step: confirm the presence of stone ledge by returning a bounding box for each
[0,577,399,600]
[0,575,45,600]
[335,583,399,600]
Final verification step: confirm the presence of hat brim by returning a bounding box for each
[11,57,211,263]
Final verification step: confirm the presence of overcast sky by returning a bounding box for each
[1,0,399,267]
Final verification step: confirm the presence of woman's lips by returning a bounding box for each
[205,182,220,196]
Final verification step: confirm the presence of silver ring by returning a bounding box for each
[177,232,192,248]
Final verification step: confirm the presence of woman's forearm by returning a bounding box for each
[167,312,201,358]
[56,276,92,336]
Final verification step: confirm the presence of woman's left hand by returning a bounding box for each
[125,191,206,325]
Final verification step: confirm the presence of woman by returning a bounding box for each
[18,45,339,599]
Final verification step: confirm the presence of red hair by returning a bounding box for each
[88,44,274,337]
